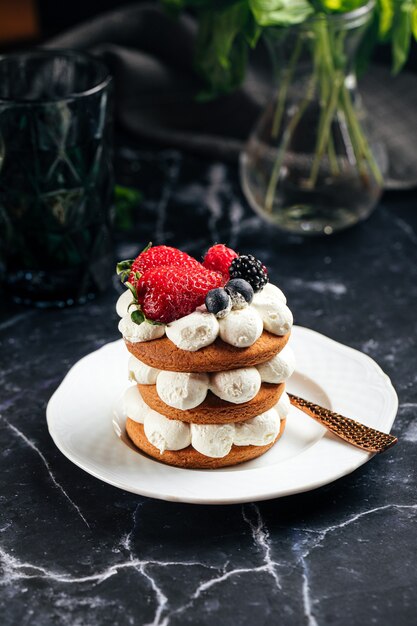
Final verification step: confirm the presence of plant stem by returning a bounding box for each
[340,85,383,186]
[265,75,317,213]
[327,134,340,176]
[307,72,343,188]
[271,34,303,139]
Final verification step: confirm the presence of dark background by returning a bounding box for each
[1,0,417,73]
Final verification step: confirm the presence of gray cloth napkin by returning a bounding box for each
[47,2,417,189]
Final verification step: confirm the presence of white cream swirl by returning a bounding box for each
[118,314,165,343]
[128,355,161,385]
[219,307,263,348]
[252,284,293,336]
[234,408,281,447]
[190,423,235,458]
[122,385,149,424]
[144,410,191,454]
[156,371,209,410]
[209,367,261,404]
[256,345,296,384]
[116,290,134,317]
[166,311,219,352]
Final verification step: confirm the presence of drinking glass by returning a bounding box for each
[0,50,114,306]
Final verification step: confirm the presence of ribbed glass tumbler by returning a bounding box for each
[0,50,114,306]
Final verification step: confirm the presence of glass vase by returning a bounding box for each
[240,2,387,235]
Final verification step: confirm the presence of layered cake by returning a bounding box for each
[116,243,295,469]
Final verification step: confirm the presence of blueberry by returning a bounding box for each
[225,278,254,309]
[205,288,232,319]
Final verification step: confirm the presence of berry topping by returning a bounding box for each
[136,265,223,324]
[225,278,254,309]
[203,244,238,281]
[205,288,232,319]
[128,243,202,286]
[229,255,268,293]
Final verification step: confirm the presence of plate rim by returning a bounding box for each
[46,326,398,504]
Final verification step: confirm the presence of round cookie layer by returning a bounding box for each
[138,382,284,424]
[125,418,286,469]
[126,331,290,373]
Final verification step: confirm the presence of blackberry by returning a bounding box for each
[225,278,254,309]
[205,288,232,319]
[229,255,268,293]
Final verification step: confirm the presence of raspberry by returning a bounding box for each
[203,244,238,281]
[129,244,201,285]
[229,255,268,293]
[136,265,223,323]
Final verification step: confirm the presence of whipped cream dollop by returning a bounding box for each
[219,307,263,348]
[166,311,219,352]
[276,391,291,420]
[123,385,149,423]
[156,371,209,410]
[116,290,134,317]
[253,282,286,306]
[124,384,291,457]
[234,408,281,447]
[251,284,293,336]
[144,409,191,453]
[118,314,165,343]
[190,423,235,458]
[128,355,161,385]
[210,367,261,404]
[256,345,296,384]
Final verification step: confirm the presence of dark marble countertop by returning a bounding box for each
[1,147,416,626]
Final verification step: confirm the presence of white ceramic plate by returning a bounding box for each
[47,326,398,504]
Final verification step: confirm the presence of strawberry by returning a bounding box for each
[129,244,201,285]
[117,243,203,285]
[203,244,238,280]
[136,265,223,323]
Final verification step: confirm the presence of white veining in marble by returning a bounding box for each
[292,503,417,625]
[389,213,417,246]
[0,311,36,332]
[288,278,347,296]
[2,418,90,529]
[241,503,281,588]
[166,503,281,622]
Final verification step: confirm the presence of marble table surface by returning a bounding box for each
[1,147,416,626]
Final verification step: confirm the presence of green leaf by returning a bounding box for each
[194,1,251,97]
[249,0,314,27]
[392,1,413,73]
[145,318,164,326]
[116,259,134,273]
[318,0,364,12]
[114,184,142,231]
[378,0,395,38]
[412,5,417,39]
[131,309,145,325]
[116,258,135,283]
